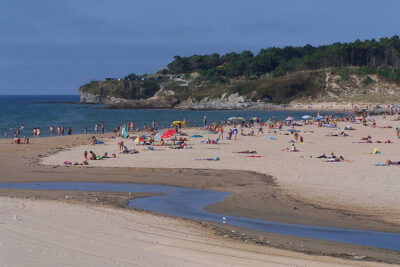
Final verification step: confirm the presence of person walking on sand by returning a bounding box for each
[293,132,299,143]
[95,124,98,134]
[101,122,104,134]
[49,125,54,136]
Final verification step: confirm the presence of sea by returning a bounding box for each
[0,95,345,137]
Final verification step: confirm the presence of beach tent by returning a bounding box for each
[133,136,145,143]
[228,117,245,123]
[161,129,176,138]
[285,116,294,121]
[302,115,312,119]
[122,125,128,138]
[153,132,162,141]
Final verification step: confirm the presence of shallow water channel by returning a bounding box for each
[1,182,399,251]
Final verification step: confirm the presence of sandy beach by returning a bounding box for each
[1,114,400,265]
[40,115,400,225]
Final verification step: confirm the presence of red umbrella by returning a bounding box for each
[161,129,176,138]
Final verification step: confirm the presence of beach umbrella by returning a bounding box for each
[301,115,312,119]
[133,136,145,143]
[161,129,176,138]
[265,121,273,125]
[315,116,325,120]
[190,134,203,138]
[285,116,294,121]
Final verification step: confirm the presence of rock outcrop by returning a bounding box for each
[175,93,269,110]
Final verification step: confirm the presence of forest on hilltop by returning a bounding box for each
[162,36,400,83]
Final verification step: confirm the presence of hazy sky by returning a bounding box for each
[1,0,399,95]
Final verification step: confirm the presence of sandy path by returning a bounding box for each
[1,197,386,267]
[41,116,400,223]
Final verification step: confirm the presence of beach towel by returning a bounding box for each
[245,155,263,158]
[96,140,104,144]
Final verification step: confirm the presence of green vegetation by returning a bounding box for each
[165,35,400,82]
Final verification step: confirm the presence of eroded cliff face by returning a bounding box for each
[80,92,127,104]
[325,73,400,99]
[79,72,400,109]
[175,93,269,110]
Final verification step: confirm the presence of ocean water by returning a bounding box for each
[0,95,344,137]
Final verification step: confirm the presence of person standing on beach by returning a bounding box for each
[67,127,72,135]
[61,126,65,135]
[49,125,54,136]
[232,125,238,140]
[84,128,87,134]
[95,124,98,134]
[37,128,41,138]
[204,116,207,126]
[57,126,61,136]
[4,130,7,139]
[101,122,104,134]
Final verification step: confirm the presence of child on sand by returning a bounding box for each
[118,140,124,151]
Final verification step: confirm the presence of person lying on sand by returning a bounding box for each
[90,136,97,145]
[282,144,299,152]
[360,135,372,141]
[192,156,220,161]
[233,150,257,154]
[170,142,187,149]
[385,160,400,166]
[122,146,139,154]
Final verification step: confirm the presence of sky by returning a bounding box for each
[1,0,399,95]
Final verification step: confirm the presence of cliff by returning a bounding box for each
[79,70,400,109]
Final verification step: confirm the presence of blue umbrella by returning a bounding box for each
[315,116,325,120]
[302,115,312,119]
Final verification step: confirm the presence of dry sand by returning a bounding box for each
[0,197,390,267]
[41,115,400,225]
